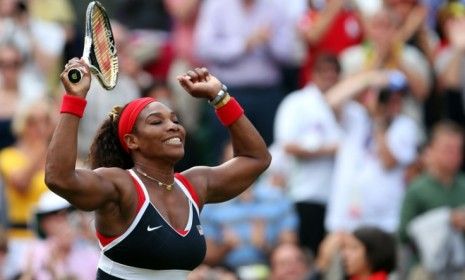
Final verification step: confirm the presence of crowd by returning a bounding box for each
[0,0,465,279]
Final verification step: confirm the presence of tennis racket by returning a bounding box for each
[68,1,119,90]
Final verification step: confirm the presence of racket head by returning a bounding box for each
[84,1,119,90]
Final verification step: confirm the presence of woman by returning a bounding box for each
[0,99,54,279]
[342,226,396,280]
[45,58,271,279]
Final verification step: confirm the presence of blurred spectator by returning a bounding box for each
[384,0,438,64]
[399,120,465,279]
[298,0,363,86]
[274,53,342,255]
[0,0,65,92]
[270,0,307,94]
[0,176,6,229]
[27,0,76,88]
[0,99,55,279]
[115,0,174,82]
[0,42,45,150]
[341,227,396,280]
[165,0,204,134]
[434,1,465,147]
[188,264,238,280]
[268,243,312,280]
[307,226,396,280]
[200,142,298,275]
[0,228,7,280]
[340,7,430,134]
[195,0,295,162]
[325,70,420,233]
[19,191,99,280]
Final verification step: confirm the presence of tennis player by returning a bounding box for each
[45,58,271,279]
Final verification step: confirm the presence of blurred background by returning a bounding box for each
[2,0,465,279]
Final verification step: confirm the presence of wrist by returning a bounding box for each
[208,84,228,106]
[215,97,244,126]
[60,94,87,118]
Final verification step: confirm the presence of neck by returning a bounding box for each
[134,162,174,184]
[429,167,455,186]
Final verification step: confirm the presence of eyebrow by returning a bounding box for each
[145,111,177,120]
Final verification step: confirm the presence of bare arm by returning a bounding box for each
[437,19,465,90]
[325,70,389,111]
[45,59,120,211]
[177,68,271,204]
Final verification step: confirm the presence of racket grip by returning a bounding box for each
[68,69,82,84]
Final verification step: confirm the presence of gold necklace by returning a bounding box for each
[134,167,174,191]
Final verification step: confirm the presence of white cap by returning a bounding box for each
[35,191,71,215]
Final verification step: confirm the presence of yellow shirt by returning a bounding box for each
[0,147,47,238]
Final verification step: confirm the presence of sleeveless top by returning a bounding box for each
[96,169,206,280]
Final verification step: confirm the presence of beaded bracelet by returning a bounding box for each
[60,94,87,118]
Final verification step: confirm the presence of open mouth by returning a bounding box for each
[164,137,182,145]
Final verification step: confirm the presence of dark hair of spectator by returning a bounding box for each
[353,226,396,273]
[429,119,465,145]
[88,105,134,169]
[312,53,341,74]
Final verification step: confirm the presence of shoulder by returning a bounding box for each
[179,166,209,207]
[407,174,433,195]
[280,87,316,108]
[94,167,134,191]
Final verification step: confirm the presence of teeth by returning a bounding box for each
[165,137,181,144]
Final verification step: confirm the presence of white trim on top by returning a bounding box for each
[98,253,190,280]
[99,169,150,251]
[174,177,200,215]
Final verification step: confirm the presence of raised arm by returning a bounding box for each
[45,59,121,211]
[325,70,389,111]
[177,68,271,204]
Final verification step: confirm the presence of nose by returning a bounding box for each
[167,120,180,131]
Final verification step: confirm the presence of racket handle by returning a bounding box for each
[68,69,82,84]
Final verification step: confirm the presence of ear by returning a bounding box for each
[124,134,139,151]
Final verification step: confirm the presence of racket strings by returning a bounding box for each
[91,8,117,86]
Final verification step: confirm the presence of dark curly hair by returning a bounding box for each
[88,106,134,170]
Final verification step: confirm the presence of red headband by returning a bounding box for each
[118,97,156,152]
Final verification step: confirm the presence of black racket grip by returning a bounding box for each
[68,69,82,84]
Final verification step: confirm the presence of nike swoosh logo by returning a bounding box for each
[147,225,163,232]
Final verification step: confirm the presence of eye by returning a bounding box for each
[150,120,162,125]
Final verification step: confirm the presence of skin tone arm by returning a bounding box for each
[283,143,338,160]
[177,68,271,204]
[438,18,465,90]
[45,59,127,212]
[325,70,389,111]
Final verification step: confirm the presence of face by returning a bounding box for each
[430,132,463,176]
[270,244,309,280]
[365,10,397,46]
[0,46,22,81]
[131,102,186,160]
[312,61,340,92]
[342,234,371,277]
[384,0,417,20]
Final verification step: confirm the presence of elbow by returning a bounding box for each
[44,164,69,193]
[260,149,272,173]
